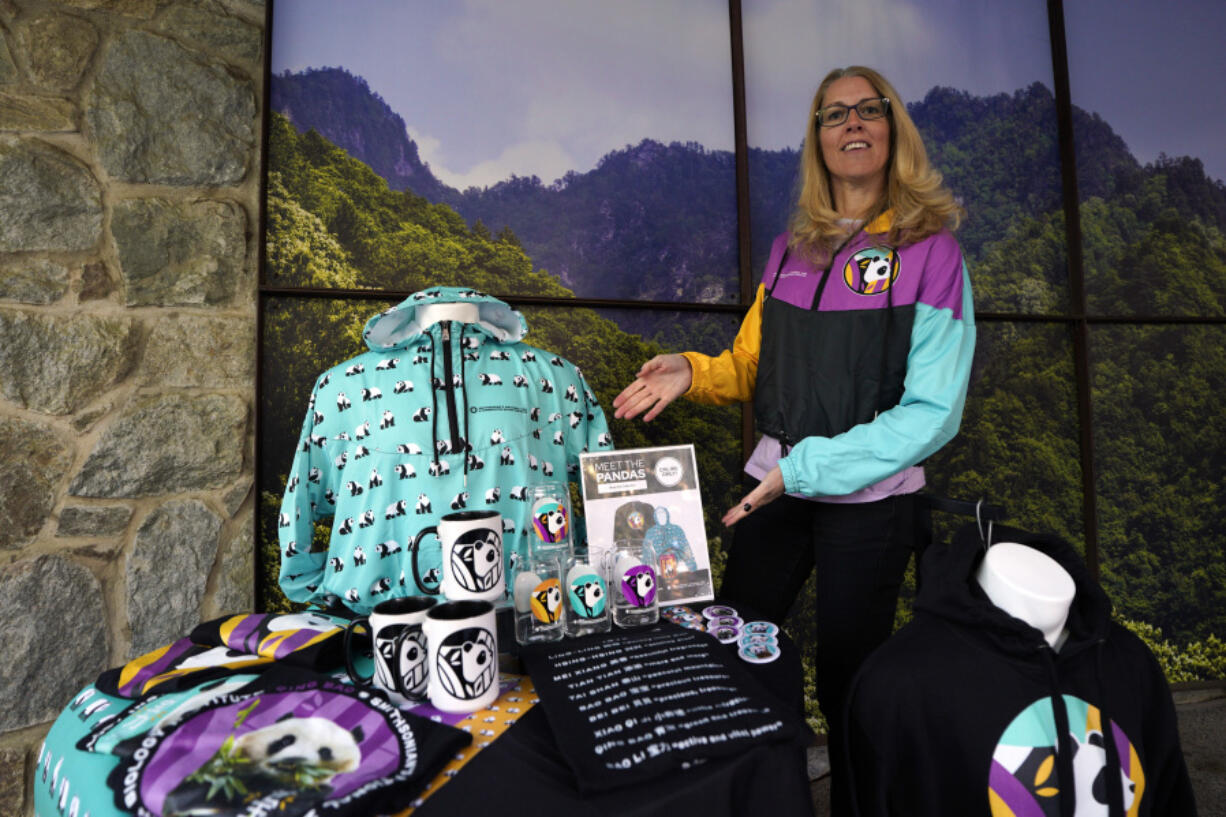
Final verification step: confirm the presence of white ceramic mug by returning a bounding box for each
[343,595,436,702]
[423,600,499,713]
[410,510,505,602]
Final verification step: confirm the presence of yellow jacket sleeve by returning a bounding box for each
[681,283,765,405]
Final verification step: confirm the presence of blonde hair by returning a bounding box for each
[788,65,962,261]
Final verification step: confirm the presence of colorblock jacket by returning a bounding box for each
[278,287,612,614]
[682,213,975,498]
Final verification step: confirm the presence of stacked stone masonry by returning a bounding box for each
[0,1,265,813]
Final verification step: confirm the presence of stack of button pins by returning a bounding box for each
[696,605,781,663]
[736,619,781,664]
[661,605,707,630]
[703,604,743,644]
[663,604,783,663]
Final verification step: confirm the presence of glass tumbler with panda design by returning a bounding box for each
[512,544,567,645]
[528,481,573,553]
[564,547,611,637]
[608,539,659,628]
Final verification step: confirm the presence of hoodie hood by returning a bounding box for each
[915,522,1114,659]
[362,286,528,351]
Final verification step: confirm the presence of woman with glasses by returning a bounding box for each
[613,65,974,814]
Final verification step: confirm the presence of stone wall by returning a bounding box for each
[0,1,264,812]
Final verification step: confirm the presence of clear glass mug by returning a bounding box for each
[607,539,659,628]
[529,481,573,550]
[512,545,567,644]
[564,549,612,637]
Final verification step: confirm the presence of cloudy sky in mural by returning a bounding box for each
[271,0,1226,188]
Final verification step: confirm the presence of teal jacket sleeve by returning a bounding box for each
[778,260,976,498]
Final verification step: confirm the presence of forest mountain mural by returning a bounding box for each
[263,67,1226,701]
[271,67,1226,306]
[270,68,451,204]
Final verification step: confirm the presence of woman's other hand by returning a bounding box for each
[722,467,785,526]
[612,354,693,422]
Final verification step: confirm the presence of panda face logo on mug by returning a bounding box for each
[450,528,503,592]
[374,628,403,692]
[397,629,428,699]
[436,627,496,700]
[372,622,427,699]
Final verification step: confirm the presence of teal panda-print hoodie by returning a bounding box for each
[277,287,613,614]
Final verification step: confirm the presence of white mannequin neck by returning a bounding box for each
[416,302,479,329]
[976,542,1075,650]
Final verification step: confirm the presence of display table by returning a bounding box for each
[34,605,814,817]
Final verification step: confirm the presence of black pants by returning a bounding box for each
[719,484,923,817]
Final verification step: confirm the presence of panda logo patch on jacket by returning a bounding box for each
[843,246,899,295]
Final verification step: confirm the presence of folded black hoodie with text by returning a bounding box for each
[846,522,1196,817]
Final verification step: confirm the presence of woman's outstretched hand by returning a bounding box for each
[721,467,785,527]
[612,354,693,422]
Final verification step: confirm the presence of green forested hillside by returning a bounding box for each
[930,196,1226,650]
[271,68,450,202]
[457,141,740,306]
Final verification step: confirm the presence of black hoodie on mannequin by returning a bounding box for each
[846,523,1196,817]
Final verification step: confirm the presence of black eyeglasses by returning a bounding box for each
[816,97,890,128]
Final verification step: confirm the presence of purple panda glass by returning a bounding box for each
[609,540,659,628]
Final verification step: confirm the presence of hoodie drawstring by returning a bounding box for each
[458,324,471,481]
[1040,646,1077,817]
[425,320,477,482]
[1095,641,1127,817]
[1039,642,1127,817]
[428,333,441,473]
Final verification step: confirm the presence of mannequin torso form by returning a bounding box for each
[416,302,479,329]
[976,543,1075,650]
